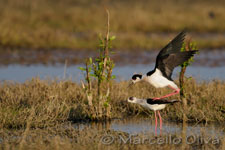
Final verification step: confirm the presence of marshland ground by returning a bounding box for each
[0,0,225,149]
[0,0,225,50]
[0,79,225,149]
[1,78,225,128]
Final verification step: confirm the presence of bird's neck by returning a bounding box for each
[136,99,147,106]
[142,75,149,82]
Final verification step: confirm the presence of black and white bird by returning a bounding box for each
[128,96,180,135]
[130,30,198,100]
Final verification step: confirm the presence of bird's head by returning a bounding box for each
[127,97,138,103]
[131,74,142,84]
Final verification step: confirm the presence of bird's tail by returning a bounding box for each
[169,99,181,104]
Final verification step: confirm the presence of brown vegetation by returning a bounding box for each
[0,0,225,49]
[0,78,224,129]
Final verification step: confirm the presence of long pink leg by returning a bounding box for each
[154,111,157,136]
[153,85,180,100]
[157,111,162,135]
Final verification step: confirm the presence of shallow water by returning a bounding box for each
[0,64,224,82]
[73,118,224,138]
[0,49,224,82]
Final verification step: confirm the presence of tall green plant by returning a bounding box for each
[179,41,197,98]
[79,10,116,120]
[179,40,198,122]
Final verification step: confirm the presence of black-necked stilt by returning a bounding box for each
[130,30,198,100]
[128,96,180,135]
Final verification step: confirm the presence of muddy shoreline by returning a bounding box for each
[0,48,224,67]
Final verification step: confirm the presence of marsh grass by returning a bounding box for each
[0,0,225,49]
[0,78,224,129]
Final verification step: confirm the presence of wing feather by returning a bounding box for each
[156,30,186,59]
[157,50,198,80]
[153,30,198,80]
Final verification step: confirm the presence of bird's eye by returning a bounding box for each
[129,97,134,100]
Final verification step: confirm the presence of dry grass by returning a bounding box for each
[0,0,225,49]
[0,78,224,129]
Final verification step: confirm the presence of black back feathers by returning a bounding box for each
[147,99,180,105]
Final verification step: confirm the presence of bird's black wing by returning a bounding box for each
[156,50,198,80]
[147,98,180,105]
[153,30,186,79]
[156,30,186,59]
[154,30,198,80]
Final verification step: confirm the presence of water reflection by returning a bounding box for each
[73,118,224,138]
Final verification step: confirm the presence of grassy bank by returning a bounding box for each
[0,78,224,129]
[0,0,225,49]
